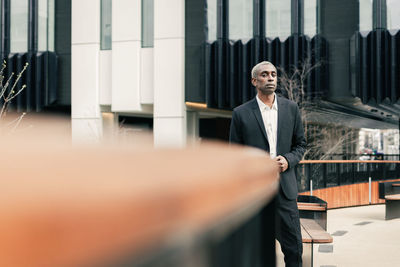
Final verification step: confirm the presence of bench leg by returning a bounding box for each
[386,200,400,220]
[302,243,313,267]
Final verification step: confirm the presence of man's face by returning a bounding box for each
[251,64,277,95]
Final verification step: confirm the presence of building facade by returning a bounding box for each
[0,0,399,152]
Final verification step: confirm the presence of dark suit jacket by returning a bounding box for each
[229,96,306,200]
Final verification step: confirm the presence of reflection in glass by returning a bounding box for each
[387,0,400,30]
[10,0,28,53]
[38,0,54,51]
[141,0,154,48]
[359,0,372,31]
[304,0,317,37]
[101,0,112,50]
[207,0,217,41]
[229,0,253,40]
[266,0,291,40]
[48,0,55,51]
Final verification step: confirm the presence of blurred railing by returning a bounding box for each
[297,160,400,193]
[0,142,279,267]
[325,154,400,161]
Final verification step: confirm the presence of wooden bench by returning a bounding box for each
[296,195,332,267]
[300,218,333,267]
[379,182,400,220]
[297,195,328,230]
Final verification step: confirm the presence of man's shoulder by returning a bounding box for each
[233,98,255,113]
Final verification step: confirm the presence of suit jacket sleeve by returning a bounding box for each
[283,104,306,169]
[229,110,244,145]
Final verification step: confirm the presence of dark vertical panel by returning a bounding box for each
[205,35,328,109]
[253,0,261,38]
[352,29,400,105]
[373,0,387,30]
[15,53,25,111]
[185,0,206,103]
[291,0,303,35]
[54,0,70,106]
[28,0,38,52]
[35,52,43,110]
[1,0,10,55]
[218,0,228,40]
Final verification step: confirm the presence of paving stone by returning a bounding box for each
[318,244,333,253]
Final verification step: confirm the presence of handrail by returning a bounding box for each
[0,141,279,267]
[300,160,400,164]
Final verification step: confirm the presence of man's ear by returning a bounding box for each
[251,78,257,87]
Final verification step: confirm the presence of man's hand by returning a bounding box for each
[275,155,288,173]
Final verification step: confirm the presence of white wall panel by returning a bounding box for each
[140,48,154,104]
[71,0,101,143]
[154,38,184,116]
[71,0,100,44]
[111,41,141,111]
[153,117,186,147]
[112,0,141,42]
[99,50,112,105]
[154,0,184,39]
[153,0,186,147]
[71,44,100,118]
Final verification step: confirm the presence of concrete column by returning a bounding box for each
[71,0,102,143]
[111,0,142,112]
[153,0,186,147]
[187,111,199,145]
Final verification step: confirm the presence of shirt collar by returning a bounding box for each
[256,93,278,111]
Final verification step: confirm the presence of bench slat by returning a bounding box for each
[301,224,313,243]
[300,218,333,243]
[392,184,400,187]
[385,194,400,200]
[298,205,326,211]
[297,202,326,211]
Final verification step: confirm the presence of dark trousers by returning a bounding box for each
[276,191,303,267]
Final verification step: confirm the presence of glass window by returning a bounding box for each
[38,0,55,51]
[48,0,55,51]
[387,0,400,30]
[10,0,28,53]
[359,0,372,32]
[229,0,253,40]
[266,0,291,40]
[141,0,154,48]
[101,0,112,50]
[304,0,317,37]
[207,0,217,41]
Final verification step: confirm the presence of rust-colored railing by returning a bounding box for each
[0,141,279,267]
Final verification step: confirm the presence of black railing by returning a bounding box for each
[297,160,400,192]
[327,154,400,161]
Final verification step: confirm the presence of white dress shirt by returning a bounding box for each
[256,94,278,159]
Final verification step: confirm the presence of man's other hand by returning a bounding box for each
[275,155,288,173]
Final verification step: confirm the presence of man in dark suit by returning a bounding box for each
[229,61,306,267]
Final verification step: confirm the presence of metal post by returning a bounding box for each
[369,177,372,204]
[310,179,313,196]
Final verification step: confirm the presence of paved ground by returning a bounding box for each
[277,204,400,267]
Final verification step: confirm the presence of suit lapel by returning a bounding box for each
[276,96,286,155]
[251,98,269,142]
